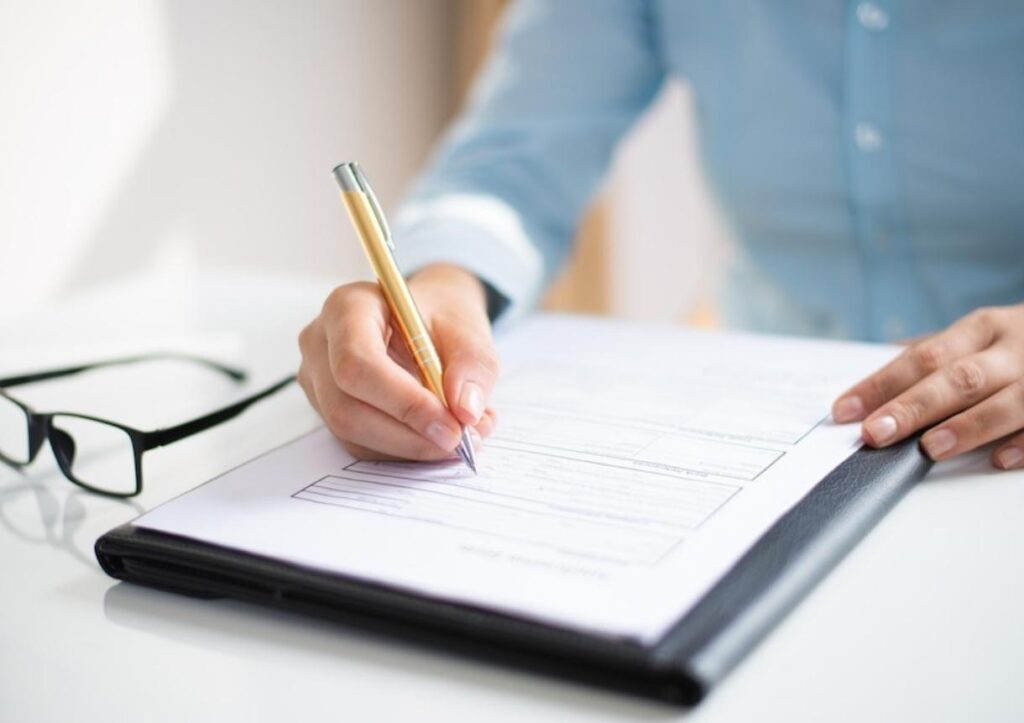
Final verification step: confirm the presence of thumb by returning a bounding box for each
[435,309,500,427]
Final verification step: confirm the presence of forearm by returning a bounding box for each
[394,0,665,324]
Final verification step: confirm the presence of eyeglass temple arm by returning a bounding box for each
[0,353,247,388]
[142,376,296,450]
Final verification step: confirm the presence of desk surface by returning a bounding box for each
[2,271,1022,723]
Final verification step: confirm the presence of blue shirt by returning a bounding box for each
[393,0,1024,341]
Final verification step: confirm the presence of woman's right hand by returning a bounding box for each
[297,263,500,461]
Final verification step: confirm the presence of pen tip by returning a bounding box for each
[460,447,478,474]
[456,429,477,474]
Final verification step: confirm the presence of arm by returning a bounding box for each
[394,0,666,323]
[299,1,664,461]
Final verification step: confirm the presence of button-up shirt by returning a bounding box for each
[393,0,1024,341]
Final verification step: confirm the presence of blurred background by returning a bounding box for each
[0,0,730,327]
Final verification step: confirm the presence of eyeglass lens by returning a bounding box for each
[0,394,31,465]
[49,415,138,495]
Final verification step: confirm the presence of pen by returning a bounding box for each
[332,161,477,473]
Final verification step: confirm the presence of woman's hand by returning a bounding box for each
[832,304,1024,469]
[298,263,499,461]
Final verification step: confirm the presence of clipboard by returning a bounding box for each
[95,437,929,706]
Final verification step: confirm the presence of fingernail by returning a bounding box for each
[863,415,898,445]
[997,447,1024,470]
[459,382,485,423]
[923,428,957,459]
[833,396,865,423]
[425,422,456,450]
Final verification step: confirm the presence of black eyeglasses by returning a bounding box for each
[0,353,295,497]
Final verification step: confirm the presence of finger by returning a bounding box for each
[474,408,497,439]
[322,285,462,450]
[860,347,1020,447]
[341,440,441,463]
[302,309,458,457]
[434,313,500,427]
[297,318,329,416]
[892,331,935,347]
[344,412,495,462]
[919,379,1024,461]
[310,358,456,461]
[993,430,1024,470]
[833,313,998,423]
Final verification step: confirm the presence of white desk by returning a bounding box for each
[3,271,1023,722]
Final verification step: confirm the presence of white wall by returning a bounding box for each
[607,80,729,323]
[0,1,725,327]
[0,0,454,320]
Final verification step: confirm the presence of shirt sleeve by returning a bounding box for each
[392,0,665,325]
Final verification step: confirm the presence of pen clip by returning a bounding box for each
[351,163,395,251]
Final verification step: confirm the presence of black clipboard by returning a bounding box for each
[95,438,930,706]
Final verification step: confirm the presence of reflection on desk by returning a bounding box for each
[2,272,1024,723]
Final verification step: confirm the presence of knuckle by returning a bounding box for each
[323,284,352,312]
[912,343,947,375]
[971,306,997,326]
[332,346,371,392]
[956,381,1024,440]
[296,319,319,350]
[891,397,927,429]
[321,400,353,438]
[864,374,891,404]
[948,359,987,395]
[968,306,1004,341]
[296,374,318,411]
[323,282,376,313]
[956,408,988,442]
[397,396,429,427]
[349,280,379,294]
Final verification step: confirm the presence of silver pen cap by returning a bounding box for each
[332,161,393,249]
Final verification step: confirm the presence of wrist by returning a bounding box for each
[408,263,488,316]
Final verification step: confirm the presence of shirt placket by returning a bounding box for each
[844,0,922,341]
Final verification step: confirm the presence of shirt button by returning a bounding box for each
[855,122,883,152]
[857,2,889,31]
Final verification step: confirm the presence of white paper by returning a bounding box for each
[134,315,899,643]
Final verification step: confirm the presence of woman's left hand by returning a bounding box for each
[832,304,1024,470]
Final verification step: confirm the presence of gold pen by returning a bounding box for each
[332,161,477,473]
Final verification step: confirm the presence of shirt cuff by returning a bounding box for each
[392,194,546,327]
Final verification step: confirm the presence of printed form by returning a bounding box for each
[135,315,899,643]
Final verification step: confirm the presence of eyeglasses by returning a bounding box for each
[0,353,295,497]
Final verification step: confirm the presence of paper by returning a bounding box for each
[134,315,899,643]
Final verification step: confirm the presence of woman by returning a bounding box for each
[299,0,1024,469]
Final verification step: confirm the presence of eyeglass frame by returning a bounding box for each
[0,353,295,498]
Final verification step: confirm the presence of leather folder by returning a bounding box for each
[96,438,929,705]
